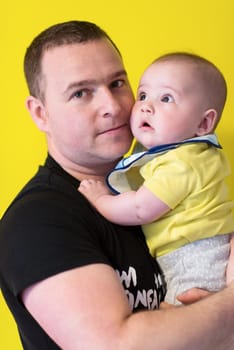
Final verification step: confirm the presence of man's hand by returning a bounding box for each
[226,233,234,285]
[177,288,211,305]
[160,288,211,308]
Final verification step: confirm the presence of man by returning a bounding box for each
[0,20,234,349]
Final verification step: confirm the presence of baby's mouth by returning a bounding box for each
[140,121,152,128]
[139,121,154,132]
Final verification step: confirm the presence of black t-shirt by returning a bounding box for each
[0,155,165,349]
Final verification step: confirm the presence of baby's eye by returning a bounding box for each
[161,94,174,103]
[138,93,147,101]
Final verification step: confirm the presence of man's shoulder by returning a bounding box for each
[1,162,82,225]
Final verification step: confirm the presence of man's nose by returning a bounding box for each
[98,88,121,117]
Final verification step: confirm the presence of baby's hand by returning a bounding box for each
[78,179,111,206]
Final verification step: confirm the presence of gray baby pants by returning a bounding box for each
[157,234,230,305]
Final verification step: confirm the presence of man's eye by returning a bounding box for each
[161,94,174,103]
[73,90,87,98]
[110,80,124,88]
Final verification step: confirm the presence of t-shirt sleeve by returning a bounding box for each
[1,190,110,296]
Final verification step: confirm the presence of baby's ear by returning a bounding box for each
[196,109,218,136]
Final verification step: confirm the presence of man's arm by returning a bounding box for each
[21,263,234,350]
[79,179,170,225]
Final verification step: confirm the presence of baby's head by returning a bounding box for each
[131,52,227,149]
[152,52,227,125]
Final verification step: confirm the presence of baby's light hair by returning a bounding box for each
[152,52,227,128]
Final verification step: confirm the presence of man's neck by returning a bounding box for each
[48,150,118,182]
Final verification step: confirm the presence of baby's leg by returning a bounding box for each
[157,234,230,305]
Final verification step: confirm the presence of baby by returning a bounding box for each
[79,52,234,304]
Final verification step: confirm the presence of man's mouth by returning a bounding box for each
[98,123,129,135]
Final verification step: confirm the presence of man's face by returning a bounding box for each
[40,39,134,174]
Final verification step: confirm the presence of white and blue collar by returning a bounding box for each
[107,134,221,194]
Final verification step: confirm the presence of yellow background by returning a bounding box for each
[1,0,234,348]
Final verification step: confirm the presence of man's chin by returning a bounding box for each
[108,143,132,159]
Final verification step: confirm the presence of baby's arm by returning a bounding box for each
[79,179,170,225]
[226,233,234,285]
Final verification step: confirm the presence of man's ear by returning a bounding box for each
[25,96,49,132]
[196,109,218,136]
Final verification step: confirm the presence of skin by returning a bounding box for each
[227,234,234,284]
[131,60,217,148]
[21,40,234,349]
[27,39,134,180]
